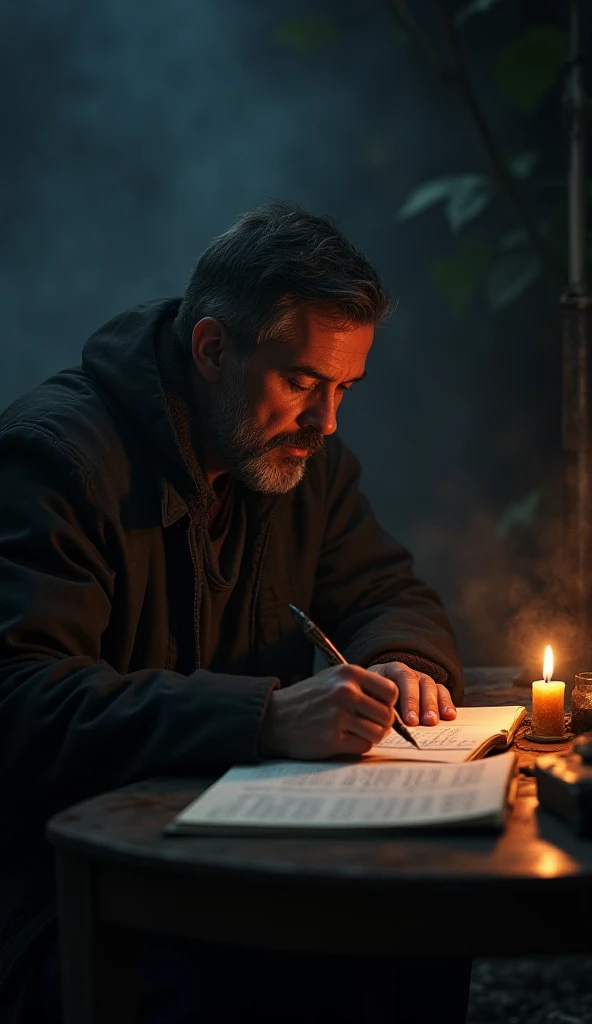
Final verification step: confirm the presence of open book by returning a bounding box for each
[165,751,518,835]
[164,706,525,837]
[367,705,527,763]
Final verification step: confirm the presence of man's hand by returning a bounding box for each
[368,661,457,726]
[261,663,398,760]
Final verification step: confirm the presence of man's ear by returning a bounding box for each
[191,318,228,382]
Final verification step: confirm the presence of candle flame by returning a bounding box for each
[543,645,554,682]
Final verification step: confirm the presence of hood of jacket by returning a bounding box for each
[81,295,280,677]
[81,298,201,511]
[80,297,277,526]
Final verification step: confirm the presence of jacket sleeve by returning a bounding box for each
[0,430,278,820]
[310,438,464,701]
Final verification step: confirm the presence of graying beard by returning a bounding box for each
[210,369,306,494]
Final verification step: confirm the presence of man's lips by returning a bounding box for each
[283,445,310,457]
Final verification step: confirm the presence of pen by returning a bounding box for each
[288,604,420,750]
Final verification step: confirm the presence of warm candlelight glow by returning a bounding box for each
[543,645,553,682]
[532,643,565,737]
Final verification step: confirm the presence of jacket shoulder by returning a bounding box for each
[0,367,129,483]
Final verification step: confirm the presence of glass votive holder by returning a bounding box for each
[570,673,592,735]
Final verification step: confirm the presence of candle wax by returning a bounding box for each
[531,679,565,736]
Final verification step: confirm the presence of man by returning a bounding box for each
[0,202,466,1022]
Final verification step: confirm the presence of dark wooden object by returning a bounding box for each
[47,668,592,1024]
[562,0,592,656]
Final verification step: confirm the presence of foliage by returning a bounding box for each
[493,26,568,114]
[398,174,493,231]
[272,6,588,318]
[432,242,492,315]
[455,0,508,28]
[397,153,537,233]
[395,152,543,311]
[390,24,410,46]
[498,490,542,540]
[273,16,338,52]
[391,13,580,316]
[486,239,540,311]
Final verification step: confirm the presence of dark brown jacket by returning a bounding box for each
[0,298,462,1015]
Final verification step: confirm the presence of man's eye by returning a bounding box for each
[287,379,312,393]
[286,378,353,393]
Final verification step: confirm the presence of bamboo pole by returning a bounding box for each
[561,0,592,667]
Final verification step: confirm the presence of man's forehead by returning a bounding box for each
[266,307,374,367]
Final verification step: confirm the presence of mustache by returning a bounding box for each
[266,431,325,455]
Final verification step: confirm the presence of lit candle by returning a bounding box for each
[532,645,565,736]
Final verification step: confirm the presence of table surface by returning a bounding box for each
[47,668,592,888]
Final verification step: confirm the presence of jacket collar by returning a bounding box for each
[161,480,189,527]
[81,298,210,526]
[81,298,277,527]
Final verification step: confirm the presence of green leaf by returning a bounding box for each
[499,228,528,251]
[391,24,410,46]
[432,243,492,316]
[364,138,394,169]
[397,174,491,231]
[455,0,508,27]
[397,178,463,219]
[446,176,492,231]
[509,151,538,179]
[486,249,540,309]
[273,16,339,52]
[493,26,568,114]
[498,490,542,540]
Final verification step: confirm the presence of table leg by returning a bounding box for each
[55,851,138,1024]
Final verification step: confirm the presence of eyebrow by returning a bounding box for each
[287,364,367,385]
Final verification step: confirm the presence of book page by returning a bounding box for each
[169,751,516,831]
[367,706,526,763]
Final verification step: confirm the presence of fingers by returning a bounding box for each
[437,683,457,720]
[353,666,399,708]
[417,673,440,725]
[335,684,394,729]
[338,733,374,756]
[393,666,422,725]
[331,667,396,728]
[326,665,455,748]
[328,670,394,751]
[396,668,443,726]
[341,711,390,746]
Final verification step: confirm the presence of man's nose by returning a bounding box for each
[297,392,338,436]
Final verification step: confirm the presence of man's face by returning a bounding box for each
[207,305,374,494]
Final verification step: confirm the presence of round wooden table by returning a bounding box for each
[46,669,592,1024]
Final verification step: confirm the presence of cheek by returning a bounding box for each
[249,380,298,435]
[261,406,296,438]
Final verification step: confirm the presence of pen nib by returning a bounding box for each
[407,730,421,750]
[395,718,421,749]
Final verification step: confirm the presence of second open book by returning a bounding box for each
[164,706,526,836]
[367,704,527,763]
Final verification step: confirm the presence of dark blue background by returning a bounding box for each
[1,0,571,666]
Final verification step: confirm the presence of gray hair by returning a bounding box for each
[174,200,391,356]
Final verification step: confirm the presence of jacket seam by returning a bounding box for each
[249,507,278,657]
[0,422,95,486]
